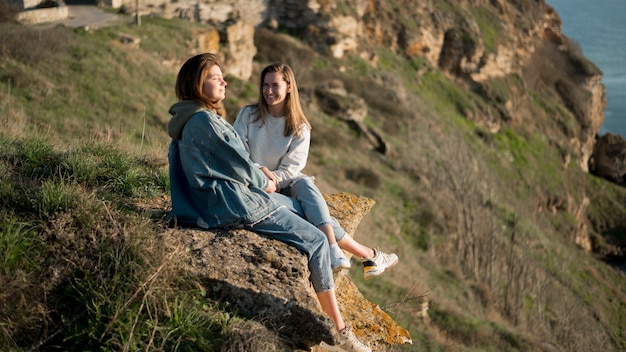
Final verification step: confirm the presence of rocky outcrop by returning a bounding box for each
[150,0,265,80]
[304,79,393,157]
[590,133,626,186]
[162,193,412,350]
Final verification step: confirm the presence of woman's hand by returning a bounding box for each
[265,180,277,193]
[260,166,281,193]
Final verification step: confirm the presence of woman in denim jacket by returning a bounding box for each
[166,53,370,352]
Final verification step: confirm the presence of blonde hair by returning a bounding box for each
[255,63,310,137]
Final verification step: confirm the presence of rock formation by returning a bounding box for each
[590,133,626,186]
[162,193,412,350]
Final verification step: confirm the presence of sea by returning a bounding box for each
[546,0,626,138]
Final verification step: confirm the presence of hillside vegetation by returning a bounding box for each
[1,5,626,352]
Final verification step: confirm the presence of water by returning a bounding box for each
[546,0,626,138]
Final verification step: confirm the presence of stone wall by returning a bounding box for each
[16,6,68,24]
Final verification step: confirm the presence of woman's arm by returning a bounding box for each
[234,106,279,191]
[184,112,269,191]
[271,125,310,184]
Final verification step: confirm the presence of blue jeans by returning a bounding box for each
[247,200,333,293]
[273,186,346,242]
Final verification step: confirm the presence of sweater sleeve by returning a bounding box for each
[233,106,263,169]
[272,125,310,188]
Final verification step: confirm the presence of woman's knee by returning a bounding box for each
[290,177,317,194]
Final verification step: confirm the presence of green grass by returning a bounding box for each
[469,6,503,52]
[0,220,41,274]
[0,132,236,351]
[493,128,567,195]
[0,17,198,150]
[417,68,475,119]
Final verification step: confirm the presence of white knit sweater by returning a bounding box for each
[233,105,310,189]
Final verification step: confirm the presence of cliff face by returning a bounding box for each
[131,0,604,173]
[260,0,605,171]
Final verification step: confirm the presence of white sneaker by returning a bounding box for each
[362,248,398,280]
[330,244,351,272]
[319,325,371,352]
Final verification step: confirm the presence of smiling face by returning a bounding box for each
[262,71,290,117]
[202,64,227,102]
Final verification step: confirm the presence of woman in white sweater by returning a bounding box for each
[233,63,398,279]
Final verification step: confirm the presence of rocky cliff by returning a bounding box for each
[126,0,605,172]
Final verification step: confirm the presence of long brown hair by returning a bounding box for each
[175,53,225,116]
[255,63,311,137]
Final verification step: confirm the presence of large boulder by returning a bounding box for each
[163,192,412,350]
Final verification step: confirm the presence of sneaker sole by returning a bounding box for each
[332,263,352,272]
[364,257,398,280]
[319,341,348,351]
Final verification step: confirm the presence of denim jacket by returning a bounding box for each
[167,100,279,229]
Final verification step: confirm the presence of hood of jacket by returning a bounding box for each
[168,100,206,140]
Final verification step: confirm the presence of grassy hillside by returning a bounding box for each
[1,12,626,352]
